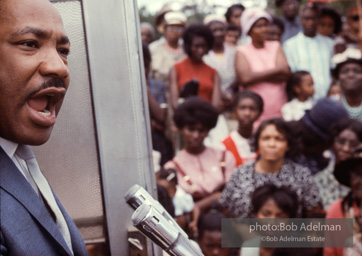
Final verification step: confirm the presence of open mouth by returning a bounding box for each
[27,87,66,127]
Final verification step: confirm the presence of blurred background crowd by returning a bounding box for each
[137,0,362,255]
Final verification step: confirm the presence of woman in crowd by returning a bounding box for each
[331,48,362,121]
[164,97,235,212]
[288,98,348,175]
[325,157,362,256]
[314,118,362,210]
[219,118,321,218]
[149,11,187,90]
[169,24,221,111]
[235,7,290,128]
[225,4,245,29]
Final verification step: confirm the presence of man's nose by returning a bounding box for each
[39,48,69,79]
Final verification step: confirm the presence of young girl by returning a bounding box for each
[222,90,263,166]
[225,24,241,47]
[282,71,315,121]
[250,184,299,219]
[240,184,300,256]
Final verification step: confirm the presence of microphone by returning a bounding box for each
[132,203,203,256]
[124,184,188,238]
[125,184,204,256]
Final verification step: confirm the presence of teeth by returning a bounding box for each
[38,109,51,117]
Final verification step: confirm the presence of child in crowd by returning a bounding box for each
[225,24,241,47]
[250,184,299,219]
[156,168,200,238]
[197,207,232,256]
[268,16,284,42]
[222,91,263,166]
[328,83,341,101]
[282,71,315,121]
[241,184,307,256]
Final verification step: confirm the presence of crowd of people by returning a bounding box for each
[141,1,362,256]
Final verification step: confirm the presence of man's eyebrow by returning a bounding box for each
[12,27,48,38]
[11,26,70,44]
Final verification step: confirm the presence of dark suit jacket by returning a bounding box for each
[0,147,88,256]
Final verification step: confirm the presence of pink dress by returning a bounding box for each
[237,41,287,128]
[164,147,235,199]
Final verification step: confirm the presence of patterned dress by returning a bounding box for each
[313,153,350,210]
[219,159,321,218]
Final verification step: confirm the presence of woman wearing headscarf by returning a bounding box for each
[235,7,290,129]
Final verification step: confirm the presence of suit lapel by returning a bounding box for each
[0,147,72,255]
[54,193,88,255]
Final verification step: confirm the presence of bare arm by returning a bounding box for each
[194,191,222,213]
[169,67,179,110]
[188,206,200,237]
[147,86,166,124]
[235,46,290,87]
[211,72,222,112]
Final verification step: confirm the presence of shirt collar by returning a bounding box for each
[0,137,19,159]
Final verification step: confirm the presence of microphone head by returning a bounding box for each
[124,184,141,202]
[132,203,151,226]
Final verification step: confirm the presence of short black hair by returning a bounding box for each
[271,16,285,34]
[197,208,227,239]
[255,118,300,158]
[275,0,301,8]
[251,184,299,218]
[173,97,218,130]
[232,90,264,114]
[319,5,342,35]
[225,4,245,23]
[299,2,319,17]
[158,168,178,184]
[226,23,241,34]
[286,71,310,101]
[327,117,362,148]
[183,23,214,58]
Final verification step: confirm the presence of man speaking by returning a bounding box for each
[0,0,88,255]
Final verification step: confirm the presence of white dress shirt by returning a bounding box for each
[0,137,39,195]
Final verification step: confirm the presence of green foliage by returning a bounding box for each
[139,6,155,26]
[329,1,355,15]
